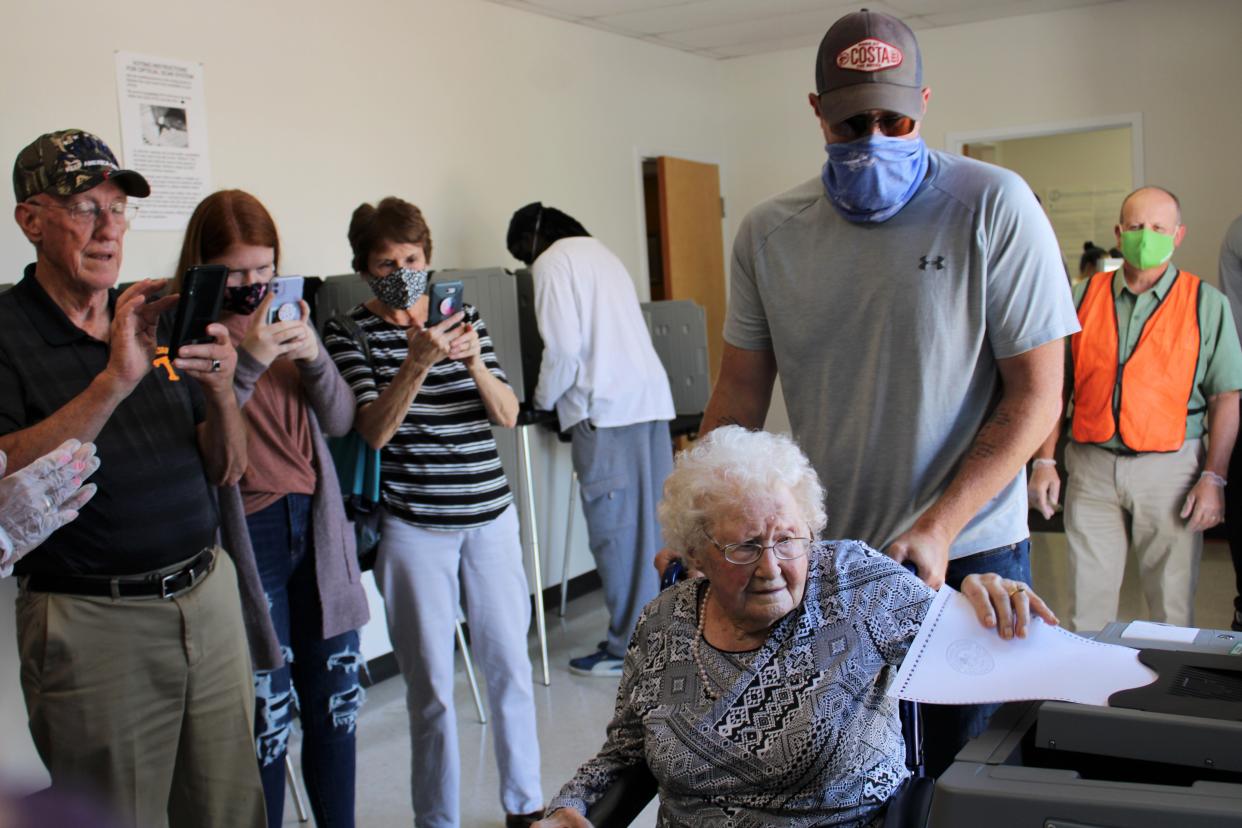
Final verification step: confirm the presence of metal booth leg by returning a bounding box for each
[560,470,578,617]
[286,754,310,823]
[456,616,488,724]
[518,425,551,686]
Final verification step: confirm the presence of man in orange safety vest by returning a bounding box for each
[1029,186,1242,631]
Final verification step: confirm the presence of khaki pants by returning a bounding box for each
[16,551,265,828]
[1064,440,1203,631]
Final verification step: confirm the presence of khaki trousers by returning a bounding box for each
[16,550,265,828]
[1064,440,1203,631]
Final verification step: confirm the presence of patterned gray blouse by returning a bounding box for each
[548,540,934,827]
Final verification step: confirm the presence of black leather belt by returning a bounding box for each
[23,548,216,600]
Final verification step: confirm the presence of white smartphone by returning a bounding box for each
[266,276,305,324]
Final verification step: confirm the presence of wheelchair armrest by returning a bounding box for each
[881,774,935,828]
[584,763,659,828]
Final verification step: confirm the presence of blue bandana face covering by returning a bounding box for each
[821,134,930,223]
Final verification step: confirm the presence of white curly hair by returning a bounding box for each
[658,426,827,565]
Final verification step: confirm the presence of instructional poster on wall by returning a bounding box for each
[114,51,212,231]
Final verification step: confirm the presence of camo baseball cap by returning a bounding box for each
[815,9,924,124]
[12,129,150,202]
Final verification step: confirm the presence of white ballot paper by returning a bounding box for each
[889,586,1157,706]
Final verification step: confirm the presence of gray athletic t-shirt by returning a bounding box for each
[725,150,1079,559]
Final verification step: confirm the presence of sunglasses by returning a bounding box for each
[829,112,917,142]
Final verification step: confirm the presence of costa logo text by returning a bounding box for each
[836,39,903,72]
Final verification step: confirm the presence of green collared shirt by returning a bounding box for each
[1070,264,1242,449]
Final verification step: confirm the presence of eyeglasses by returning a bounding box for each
[31,200,138,226]
[828,112,917,142]
[701,527,811,566]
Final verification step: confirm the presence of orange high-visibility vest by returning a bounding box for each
[1071,269,1202,452]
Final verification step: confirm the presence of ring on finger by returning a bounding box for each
[1007,583,1026,597]
[43,495,54,513]
[210,358,221,373]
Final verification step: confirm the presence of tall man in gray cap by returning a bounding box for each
[696,10,1078,774]
[0,129,263,826]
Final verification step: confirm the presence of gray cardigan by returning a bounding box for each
[218,338,370,671]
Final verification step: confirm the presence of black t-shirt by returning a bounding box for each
[0,266,218,576]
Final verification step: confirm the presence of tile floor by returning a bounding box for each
[283,537,1238,827]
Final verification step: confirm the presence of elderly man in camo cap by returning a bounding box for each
[1,129,263,827]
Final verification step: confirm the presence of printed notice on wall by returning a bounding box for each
[114,51,211,231]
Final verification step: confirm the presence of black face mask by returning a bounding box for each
[222,282,268,315]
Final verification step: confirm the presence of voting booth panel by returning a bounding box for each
[641,299,709,418]
[316,267,708,481]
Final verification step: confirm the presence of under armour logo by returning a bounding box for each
[919,255,945,271]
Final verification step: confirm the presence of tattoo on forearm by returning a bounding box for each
[967,405,1016,461]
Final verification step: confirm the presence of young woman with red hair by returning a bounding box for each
[176,190,369,828]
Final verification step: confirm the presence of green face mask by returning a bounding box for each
[1119,228,1176,271]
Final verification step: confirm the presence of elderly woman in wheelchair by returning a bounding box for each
[535,427,1057,828]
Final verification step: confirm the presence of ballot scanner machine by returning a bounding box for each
[926,623,1242,827]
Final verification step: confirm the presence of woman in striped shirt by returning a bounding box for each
[325,197,543,828]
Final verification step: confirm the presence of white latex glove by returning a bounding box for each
[1027,463,1061,520]
[0,440,100,570]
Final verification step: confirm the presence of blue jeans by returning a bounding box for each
[246,494,364,828]
[920,539,1031,777]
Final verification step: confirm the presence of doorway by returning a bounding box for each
[951,115,1143,279]
[640,155,727,383]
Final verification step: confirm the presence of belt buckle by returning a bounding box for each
[159,570,181,599]
[162,551,210,599]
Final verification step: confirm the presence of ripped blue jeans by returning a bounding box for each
[247,494,363,828]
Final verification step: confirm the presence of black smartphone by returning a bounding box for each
[168,264,227,360]
[425,279,464,330]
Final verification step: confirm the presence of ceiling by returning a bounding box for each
[483,0,1117,59]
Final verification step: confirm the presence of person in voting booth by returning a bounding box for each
[176,189,369,828]
[537,427,1056,828]
[324,196,544,828]
[0,129,262,827]
[506,202,675,678]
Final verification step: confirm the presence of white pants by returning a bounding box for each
[374,505,543,827]
[1065,440,1204,631]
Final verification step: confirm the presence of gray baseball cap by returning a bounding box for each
[815,9,923,123]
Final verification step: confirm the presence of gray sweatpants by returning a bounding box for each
[374,504,543,827]
[571,419,673,657]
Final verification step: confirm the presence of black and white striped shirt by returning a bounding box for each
[325,303,513,529]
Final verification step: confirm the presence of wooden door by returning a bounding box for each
[656,156,726,383]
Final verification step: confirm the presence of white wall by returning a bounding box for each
[1,0,726,286]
